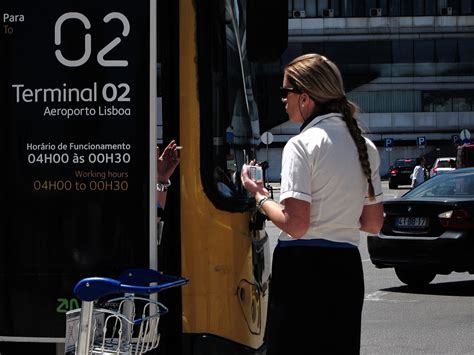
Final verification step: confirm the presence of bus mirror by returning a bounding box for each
[247,0,288,62]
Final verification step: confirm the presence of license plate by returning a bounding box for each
[402,171,411,174]
[395,217,429,228]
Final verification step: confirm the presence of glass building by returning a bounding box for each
[257,0,474,179]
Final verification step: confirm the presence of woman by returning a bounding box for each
[241,54,384,354]
[411,156,426,188]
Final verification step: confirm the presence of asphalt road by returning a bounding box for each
[265,181,474,355]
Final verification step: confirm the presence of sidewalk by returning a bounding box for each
[267,182,280,192]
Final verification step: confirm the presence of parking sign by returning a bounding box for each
[384,138,394,151]
[417,136,426,148]
[384,138,394,148]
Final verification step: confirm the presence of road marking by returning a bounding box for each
[365,291,387,301]
[365,290,417,303]
[384,193,398,200]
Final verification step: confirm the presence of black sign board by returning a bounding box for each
[0,0,153,339]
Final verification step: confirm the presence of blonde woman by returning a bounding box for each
[241,54,384,354]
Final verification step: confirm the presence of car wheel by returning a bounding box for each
[389,182,397,189]
[395,268,436,287]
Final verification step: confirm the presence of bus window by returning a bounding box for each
[196,0,287,211]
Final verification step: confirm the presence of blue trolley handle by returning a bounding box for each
[74,269,188,302]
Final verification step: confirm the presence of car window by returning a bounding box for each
[404,171,474,198]
[437,161,451,168]
[395,159,416,168]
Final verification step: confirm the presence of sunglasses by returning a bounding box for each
[280,86,301,99]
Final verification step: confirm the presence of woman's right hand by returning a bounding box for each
[240,162,269,197]
[157,140,180,182]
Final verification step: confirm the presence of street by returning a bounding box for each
[265,181,474,355]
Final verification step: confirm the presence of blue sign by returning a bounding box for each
[417,136,426,148]
[384,138,394,148]
[226,126,234,144]
[452,135,460,145]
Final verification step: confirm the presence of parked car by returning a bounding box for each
[368,168,474,287]
[429,157,456,177]
[388,158,417,189]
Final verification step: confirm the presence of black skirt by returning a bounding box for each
[265,243,364,355]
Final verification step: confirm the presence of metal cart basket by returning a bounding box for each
[65,268,188,355]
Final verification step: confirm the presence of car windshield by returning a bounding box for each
[394,159,415,167]
[436,161,451,168]
[403,170,474,199]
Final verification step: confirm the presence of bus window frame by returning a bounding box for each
[196,0,256,212]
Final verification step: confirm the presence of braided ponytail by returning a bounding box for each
[339,98,376,201]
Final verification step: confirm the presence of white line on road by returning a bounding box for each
[365,290,418,303]
[365,291,387,301]
[384,193,398,200]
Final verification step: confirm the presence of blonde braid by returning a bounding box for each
[339,99,375,200]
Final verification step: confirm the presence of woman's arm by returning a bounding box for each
[241,163,310,239]
[156,140,180,210]
[359,202,384,234]
[256,193,310,238]
[411,166,419,188]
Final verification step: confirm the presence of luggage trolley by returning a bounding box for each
[65,268,188,355]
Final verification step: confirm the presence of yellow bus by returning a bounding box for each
[156,0,287,354]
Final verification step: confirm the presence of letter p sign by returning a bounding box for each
[417,136,426,148]
[384,138,394,148]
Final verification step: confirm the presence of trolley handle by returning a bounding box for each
[74,269,188,302]
[118,268,184,285]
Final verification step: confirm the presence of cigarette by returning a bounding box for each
[176,146,183,150]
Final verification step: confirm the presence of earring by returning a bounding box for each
[302,104,304,108]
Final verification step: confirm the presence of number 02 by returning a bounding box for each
[54,12,130,67]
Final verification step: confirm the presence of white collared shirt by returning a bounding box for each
[279,113,383,246]
[412,165,425,187]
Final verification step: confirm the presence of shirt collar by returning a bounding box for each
[300,112,343,133]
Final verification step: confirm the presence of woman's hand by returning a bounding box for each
[240,161,269,197]
[157,140,180,182]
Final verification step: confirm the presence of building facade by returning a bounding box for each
[257,0,474,181]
